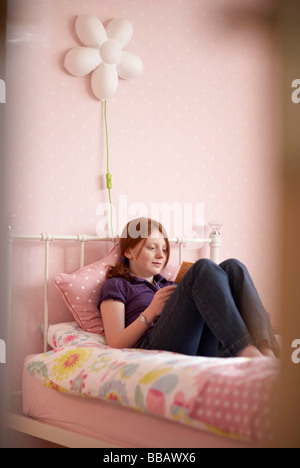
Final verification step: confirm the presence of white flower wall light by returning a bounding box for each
[64,14,143,100]
[64,15,143,236]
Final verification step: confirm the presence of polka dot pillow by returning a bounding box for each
[53,243,180,336]
[53,243,121,335]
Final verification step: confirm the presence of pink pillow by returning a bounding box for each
[54,243,121,335]
[53,243,180,336]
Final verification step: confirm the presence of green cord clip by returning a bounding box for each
[106,172,112,189]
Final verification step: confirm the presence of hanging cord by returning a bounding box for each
[103,100,114,237]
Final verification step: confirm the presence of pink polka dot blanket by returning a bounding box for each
[25,324,279,443]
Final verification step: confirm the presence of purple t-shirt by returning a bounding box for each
[98,274,174,346]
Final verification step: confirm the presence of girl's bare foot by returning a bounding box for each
[237,344,263,358]
[258,340,276,358]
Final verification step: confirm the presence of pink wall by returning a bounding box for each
[5,0,281,385]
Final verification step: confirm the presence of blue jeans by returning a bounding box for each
[138,259,280,358]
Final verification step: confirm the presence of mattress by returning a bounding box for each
[20,322,280,447]
[22,366,257,448]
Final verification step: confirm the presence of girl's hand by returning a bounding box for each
[148,285,177,319]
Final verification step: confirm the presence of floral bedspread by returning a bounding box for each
[25,323,279,443]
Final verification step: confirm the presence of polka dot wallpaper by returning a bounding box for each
[5,0,282,374]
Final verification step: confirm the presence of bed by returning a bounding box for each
[6,227,280,448]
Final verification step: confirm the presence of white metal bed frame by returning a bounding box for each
[6,228,221,447]
[7,229,221,353]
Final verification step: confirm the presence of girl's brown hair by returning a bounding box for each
[106,217,170,282]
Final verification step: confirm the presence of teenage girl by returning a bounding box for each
[98,218,280,358]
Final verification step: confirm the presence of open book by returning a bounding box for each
[174,261,194,283]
